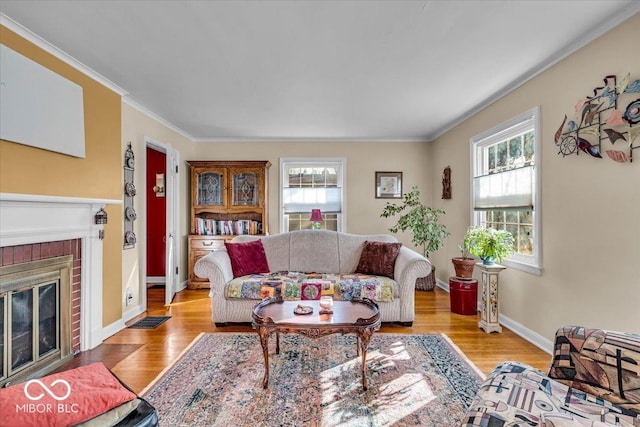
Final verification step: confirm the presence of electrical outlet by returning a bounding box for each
[126,288,133,306]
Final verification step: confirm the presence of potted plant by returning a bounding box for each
[465,226,514,265]
[380,186,450,290]
[451,230,476,278]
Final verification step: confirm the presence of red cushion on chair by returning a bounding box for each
[0,362,137,427]
[225,239,270,278]
[356,241,402,279]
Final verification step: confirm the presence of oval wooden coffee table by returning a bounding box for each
[252,296,381,390]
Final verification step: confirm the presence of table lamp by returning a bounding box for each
[310,209,323,230]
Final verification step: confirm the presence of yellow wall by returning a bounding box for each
[0,26,123,327]
[428,13,640,339]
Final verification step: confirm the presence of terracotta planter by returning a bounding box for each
[451,257,475,279]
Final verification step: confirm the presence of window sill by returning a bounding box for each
[501,258,542,276]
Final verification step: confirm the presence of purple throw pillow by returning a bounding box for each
[225,240,270,278]
[355,241,402,279]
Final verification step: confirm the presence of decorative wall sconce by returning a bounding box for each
[153,173,165,197]
[95,208,108,224]
[95,208,107,240]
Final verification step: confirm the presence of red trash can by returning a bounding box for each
[449,277,478,315]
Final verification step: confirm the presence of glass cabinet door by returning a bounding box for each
[231,170,259,207]
[197,171,225,206]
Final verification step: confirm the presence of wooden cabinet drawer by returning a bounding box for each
[188,235,231,289]
[189,236,229,251]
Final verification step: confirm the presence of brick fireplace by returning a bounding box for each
[1,239,82,353]
[0,193,119,385]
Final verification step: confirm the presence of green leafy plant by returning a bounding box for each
[464,226,514,264]
[458,232,474,259]
[380,186,450,258]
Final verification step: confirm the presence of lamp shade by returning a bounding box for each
[309,209,323,222]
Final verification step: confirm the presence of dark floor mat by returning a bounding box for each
[128,316,171,329]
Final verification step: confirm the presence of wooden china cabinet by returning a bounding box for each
[187,160,270,289]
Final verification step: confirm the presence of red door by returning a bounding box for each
[146,148,166,277]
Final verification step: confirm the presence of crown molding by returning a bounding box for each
[428,3,640,142]
[192,136,429,143]
[122,97,195,141]
[0,13,127,96]
[126,99,428,143]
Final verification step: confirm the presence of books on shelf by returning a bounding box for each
[194,218,262,236]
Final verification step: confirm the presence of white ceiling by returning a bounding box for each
[1,1,638,142]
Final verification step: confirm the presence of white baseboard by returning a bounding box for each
[102,318,126,341]
[147,276,166,283]
[499,314,553,355]
[101,305,145,341]
[122,304,145,323]
[433,277,553,355]
[436,278,449,291]
[100,282,188,345]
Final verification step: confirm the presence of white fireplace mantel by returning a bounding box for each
[0,193,121,351]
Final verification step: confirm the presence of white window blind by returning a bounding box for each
[282,187,342,213]
[473,165,534,211]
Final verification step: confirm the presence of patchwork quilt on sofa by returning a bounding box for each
[225,271,396,302]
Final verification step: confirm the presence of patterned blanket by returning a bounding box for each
[225,271,396,302]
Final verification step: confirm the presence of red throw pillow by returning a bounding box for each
[225,239,270,278]
[355,241,402,279]
[0,362,137,427]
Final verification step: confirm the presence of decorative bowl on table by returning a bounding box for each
[294,304,313,315]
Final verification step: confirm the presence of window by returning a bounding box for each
[280,158,346,232]
[471,107,541,275]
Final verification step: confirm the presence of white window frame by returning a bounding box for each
[279,157,347,233]
[470,106,542,275]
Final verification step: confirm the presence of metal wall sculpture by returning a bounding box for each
[123,143,137,249]
[555,73,640,163]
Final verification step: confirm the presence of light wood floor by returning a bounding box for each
[65,286,551,394]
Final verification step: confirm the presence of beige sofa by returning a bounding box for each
[194,230,431,326]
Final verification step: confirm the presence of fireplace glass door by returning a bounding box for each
[1,280,59,380]
[11,287,34,371]
[39,283,58,357]
[1,255,72,386]
[0,295,3,379]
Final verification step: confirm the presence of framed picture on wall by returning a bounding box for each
[375,171,402,199]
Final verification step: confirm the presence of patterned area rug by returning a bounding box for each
[142,333,484,426]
